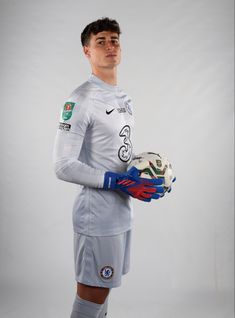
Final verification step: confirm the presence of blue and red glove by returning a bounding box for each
[103,167,164,202]
[166,177,176,193]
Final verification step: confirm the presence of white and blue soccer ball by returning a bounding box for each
[128,152,174,192]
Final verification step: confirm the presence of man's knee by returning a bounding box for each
[77,282,109,304]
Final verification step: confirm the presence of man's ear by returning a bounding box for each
[83,45,90,57]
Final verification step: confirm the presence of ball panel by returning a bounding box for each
[128,152,174,191]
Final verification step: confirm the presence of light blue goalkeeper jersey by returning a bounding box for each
[53,74,134,236]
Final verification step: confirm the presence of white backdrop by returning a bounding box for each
[0,0,234,317]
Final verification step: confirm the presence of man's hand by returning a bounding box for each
[103,167,164,202]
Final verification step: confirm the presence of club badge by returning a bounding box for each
[100,266,114,280]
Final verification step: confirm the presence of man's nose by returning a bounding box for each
[106,41,114,50]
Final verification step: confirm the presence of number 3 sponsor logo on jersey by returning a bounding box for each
[118,125,132,162]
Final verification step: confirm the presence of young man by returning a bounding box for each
[53,18,164,318]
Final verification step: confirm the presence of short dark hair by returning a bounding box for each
[81,17,121,46]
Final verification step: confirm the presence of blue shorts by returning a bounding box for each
[73,230,131,288]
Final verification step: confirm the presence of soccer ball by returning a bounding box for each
[128,152,174,192]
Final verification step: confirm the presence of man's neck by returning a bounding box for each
[91,68,117,86]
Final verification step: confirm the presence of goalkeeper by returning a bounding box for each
[53,17,165,318]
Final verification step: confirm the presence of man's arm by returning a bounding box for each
[53,94,106,188]
[53,129,105,188]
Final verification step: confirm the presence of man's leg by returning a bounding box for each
[71,231,130,317]
[77,282,110,304]
[70,283,109,318]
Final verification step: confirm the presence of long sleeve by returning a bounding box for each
[53,94,106,188]
[53,130,105,188]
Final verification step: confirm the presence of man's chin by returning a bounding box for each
[105,60,121,68]
[101,64,118,70]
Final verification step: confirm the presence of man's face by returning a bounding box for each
[83,31,121,70]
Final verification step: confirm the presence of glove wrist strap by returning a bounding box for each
[103,171,118,190]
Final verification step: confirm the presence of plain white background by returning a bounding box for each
[0,0,234,317]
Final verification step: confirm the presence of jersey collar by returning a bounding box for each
[89,74,120,92]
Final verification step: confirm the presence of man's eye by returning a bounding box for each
[98,41,105,45]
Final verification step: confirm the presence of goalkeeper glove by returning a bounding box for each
[166,176,176,193]
[103,166,164,202]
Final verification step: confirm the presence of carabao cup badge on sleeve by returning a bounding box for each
[62,102,75,120]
